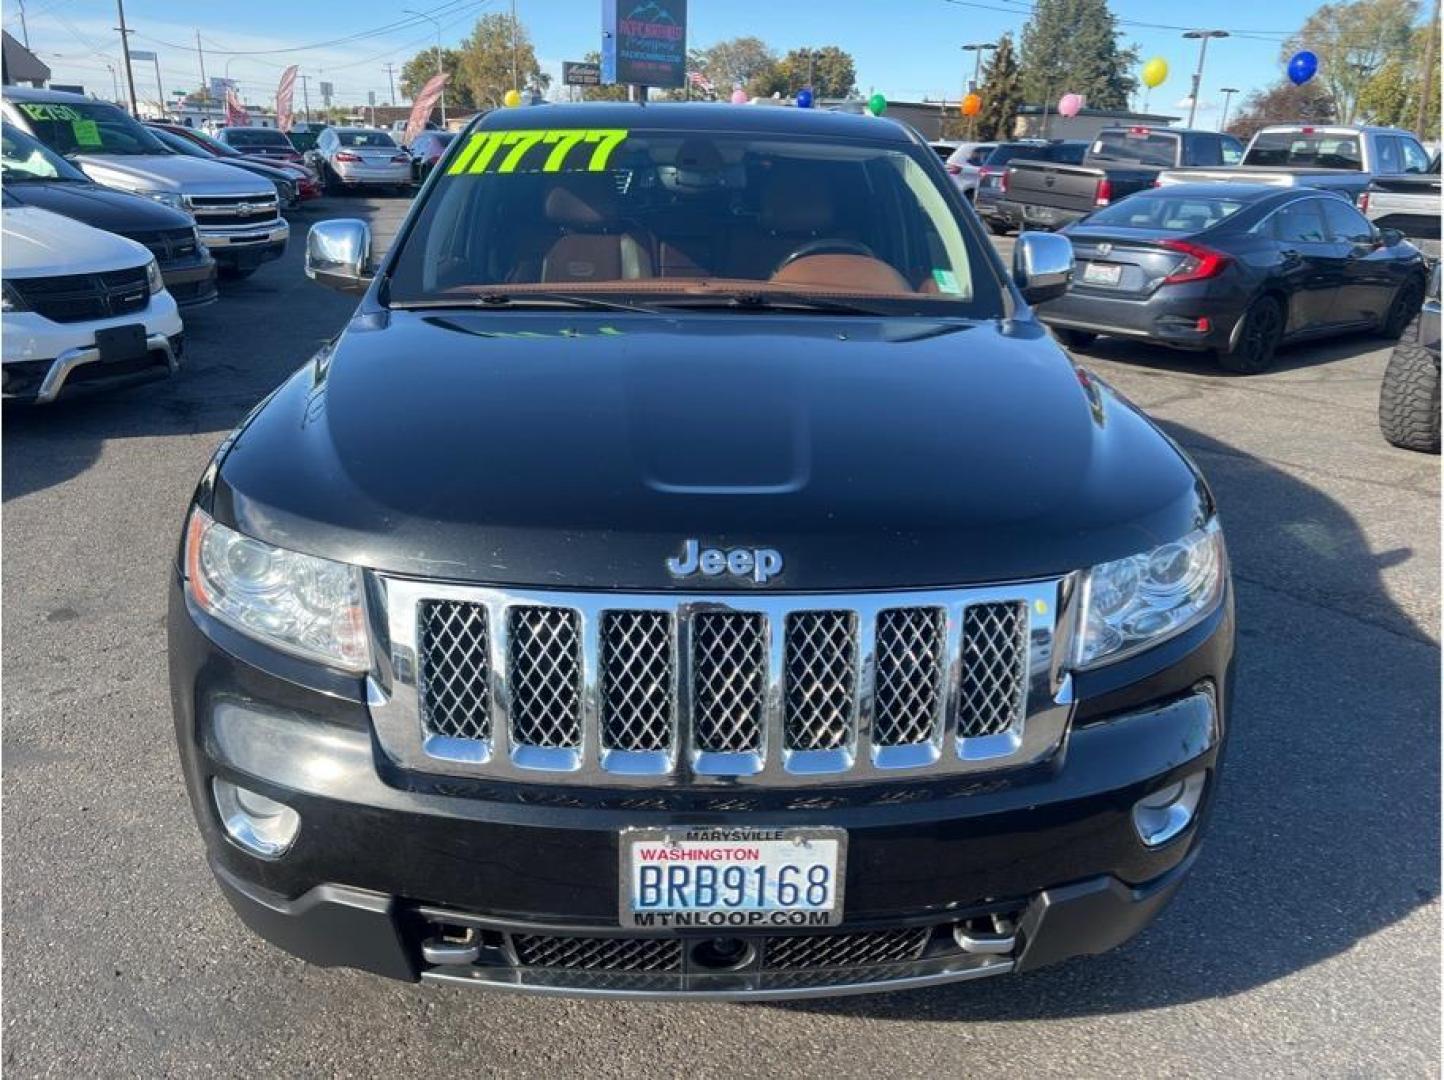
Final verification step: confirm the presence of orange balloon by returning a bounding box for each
[961,92,982,116]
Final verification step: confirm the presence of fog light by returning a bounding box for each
[213,778,300,857]
[1132,773,1205,847]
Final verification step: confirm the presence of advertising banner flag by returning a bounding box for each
[404,72,449,146]
[276,65,299,132]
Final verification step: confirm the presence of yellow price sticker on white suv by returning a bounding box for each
[446,129,629,176]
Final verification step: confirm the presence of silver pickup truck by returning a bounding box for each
[1362,161,1441,261]
[1157,124,1434,204]
[3,87,288,279]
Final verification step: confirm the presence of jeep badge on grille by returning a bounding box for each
[666,538,783,584]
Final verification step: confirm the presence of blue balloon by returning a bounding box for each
[796,87,814,109]
[1288,50,1318,86]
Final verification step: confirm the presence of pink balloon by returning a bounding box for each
[1057,93,1083,118]
[730,88,748,104]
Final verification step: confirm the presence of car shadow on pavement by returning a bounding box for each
[1071,329,1404,379]
[771,425,1439,1022]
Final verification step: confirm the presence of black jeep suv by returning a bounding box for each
[169,104,1234,999]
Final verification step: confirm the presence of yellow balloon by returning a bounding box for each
[503,89,522,107]
[1141,57,1168,89]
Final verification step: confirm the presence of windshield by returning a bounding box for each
[387,127,1003,315]
[224,128,291,148]
[1085,193,1246,231]
[1,122,89,181]
[183,128,241,156]
[1245,131,1362,170]
[151,127,210,158]
[13,99,170,156]
[983,143,1048,167]
[336,130,397,148]
[1087,131,1178,167]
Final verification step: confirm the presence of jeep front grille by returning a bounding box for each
[373,579,1073,786]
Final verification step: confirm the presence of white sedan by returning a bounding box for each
[312,127,415,194]
[2,205,183,403]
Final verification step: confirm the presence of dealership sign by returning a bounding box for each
[602,0,687,88]
[563,61,602,86]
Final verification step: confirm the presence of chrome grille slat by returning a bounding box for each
[783,611,857,751]
[507,606,583,748]
[691,611,766,754]
[872,608,947,747]
[369,579,1073,786]
[957,602,1029,739]
[417,600,492,741]
[601,611,674,752]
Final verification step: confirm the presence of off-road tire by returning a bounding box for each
[1378,317,1441,453]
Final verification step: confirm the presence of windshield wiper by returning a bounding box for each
[389,291,664,315]
[650,291,900,316]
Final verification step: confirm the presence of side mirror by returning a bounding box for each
[305,219,373,293]
[1013,231,1074,305]
[1379,227,1405,248]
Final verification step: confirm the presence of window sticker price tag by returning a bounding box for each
[72,120,102,147]
[445,128,630,176]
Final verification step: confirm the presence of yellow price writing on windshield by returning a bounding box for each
[446,129,629,176]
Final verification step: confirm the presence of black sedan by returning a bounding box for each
[1036,183,1429,373]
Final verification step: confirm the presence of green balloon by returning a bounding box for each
[867,93,887,116]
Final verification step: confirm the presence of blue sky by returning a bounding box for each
[14,0,1364,126]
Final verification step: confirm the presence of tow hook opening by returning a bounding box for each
[953,913,1019,955]
[690,936,757,972]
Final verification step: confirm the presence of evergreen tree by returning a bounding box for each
[975,34,1022,140]
[1019,0,1137,110]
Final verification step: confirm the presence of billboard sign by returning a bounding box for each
[563,61,602,86]
[602,0,686,88]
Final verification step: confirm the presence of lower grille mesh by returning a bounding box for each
[763,928,930,969]
[511,934,683,972]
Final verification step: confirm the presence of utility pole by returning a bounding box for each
[1416,0,1439,137]
[115,0,139,117]
[806,48,817,91]
[961,42,995,139]
[510,0,519,92]
[299,74,311,124]
[1182,29,1228,129]
[17,0,29,48]
[384,62,397,105]
[1218,87,1238,132]
[196,30,211,126]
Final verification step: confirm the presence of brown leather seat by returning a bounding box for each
[539,181,653,283]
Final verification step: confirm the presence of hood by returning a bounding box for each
[2,205,150,276]
[211,312,1210,591]
[72,154,275,198]
[2,180,192,233]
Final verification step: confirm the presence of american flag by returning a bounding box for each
[224,86,250,127]
[687,70,715,96]
[275,65,298,133]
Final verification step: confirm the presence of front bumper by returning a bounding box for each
[161,253,219,309]
[199,218,289,268]
[169,571,1233,998]
[333,163,412,186]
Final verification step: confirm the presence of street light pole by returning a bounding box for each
[1218,87,1239,132]
[404,9,446,124]
[17,0,29,48]
[1182,29,1229,129]
[960,43,995,139]
[114,0,139,117]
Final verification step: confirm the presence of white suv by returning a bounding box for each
[3,205,183,403]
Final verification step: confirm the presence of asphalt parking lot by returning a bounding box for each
[3,196,1439,1078]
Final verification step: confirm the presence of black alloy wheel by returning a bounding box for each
[1218,295,1284,375]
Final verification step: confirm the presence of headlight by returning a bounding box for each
[145,258,164,294]
[1,281,26,312]
[183,507,370,672]
[134,188,189,214]
[1074,519,1225,668]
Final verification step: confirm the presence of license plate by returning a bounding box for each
[1083,261,1123,286]
[94,324,148,363]
[1025,205,1058,223]
[620,827,845,929]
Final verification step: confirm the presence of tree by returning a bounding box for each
[1018,0,1138,110]
[693,36,777,96]
[456,11,545,110]
[1225,79,1337,140]
[577,49,630,101]
[399,48,476,112]
[1284,0,1418,124]
[975,33,1023,140]
[768,46,857,98]
[1356,56,1412,125]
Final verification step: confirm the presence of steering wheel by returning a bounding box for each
[776,238,877,272]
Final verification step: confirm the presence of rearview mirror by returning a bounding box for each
[1013,232,1074,305]
[305,219,373,294]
